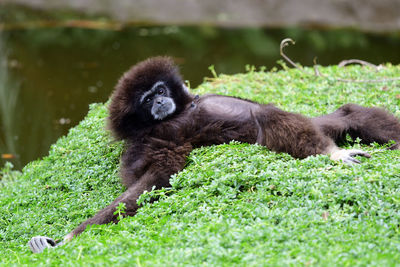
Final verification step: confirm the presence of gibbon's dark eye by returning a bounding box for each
[145,97,151,103]
[157,87,164,95]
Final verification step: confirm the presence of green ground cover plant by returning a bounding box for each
[1,64,400,266]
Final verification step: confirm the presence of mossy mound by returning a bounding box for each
[1,64,400,265]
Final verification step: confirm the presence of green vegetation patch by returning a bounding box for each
[1,64,400,266]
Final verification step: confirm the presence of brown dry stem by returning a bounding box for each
[280,38,400,83]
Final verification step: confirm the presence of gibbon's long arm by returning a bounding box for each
[65,169,167,239]
[28,171,163,253]
[28,142,192,253]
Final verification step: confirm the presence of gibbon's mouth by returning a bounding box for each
[151,100,176,120]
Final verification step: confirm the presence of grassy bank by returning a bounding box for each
[1,64,400,266]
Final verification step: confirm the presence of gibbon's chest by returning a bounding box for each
[199,95,260,120]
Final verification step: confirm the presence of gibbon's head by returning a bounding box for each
[108,56,193,139]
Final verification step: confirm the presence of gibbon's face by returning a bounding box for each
[109,57,194,138]
[140,81,176,120]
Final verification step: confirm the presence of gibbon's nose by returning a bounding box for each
[156,97,164,105]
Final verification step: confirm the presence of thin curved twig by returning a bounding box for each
[280,38,400,83]
[338,59,379,70]
[280,38,302,70]
[313,57,324,77]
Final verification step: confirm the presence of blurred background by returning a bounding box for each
[1,0,400,169]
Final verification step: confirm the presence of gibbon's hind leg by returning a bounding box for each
[253,105,370,164]
[311,112,349,145]
[313,104,400,149]
[339,104,400,149]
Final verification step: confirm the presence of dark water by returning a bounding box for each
[1,26,400,169]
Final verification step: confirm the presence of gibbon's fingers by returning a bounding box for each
[28,236,58,253]
[29,236,65,253]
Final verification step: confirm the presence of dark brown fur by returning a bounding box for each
[68,57,400,238]
[313,104,400,148]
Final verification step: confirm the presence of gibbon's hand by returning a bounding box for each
[28,236,63,253]
[330,149,371,165]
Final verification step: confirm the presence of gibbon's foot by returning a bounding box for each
[28,236,62,253]
[330,149,371,165]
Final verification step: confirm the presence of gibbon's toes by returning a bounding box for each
[343,156,361,165]
[348,149,371,158]
[330,149,371,165]
[28,236,56,253]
